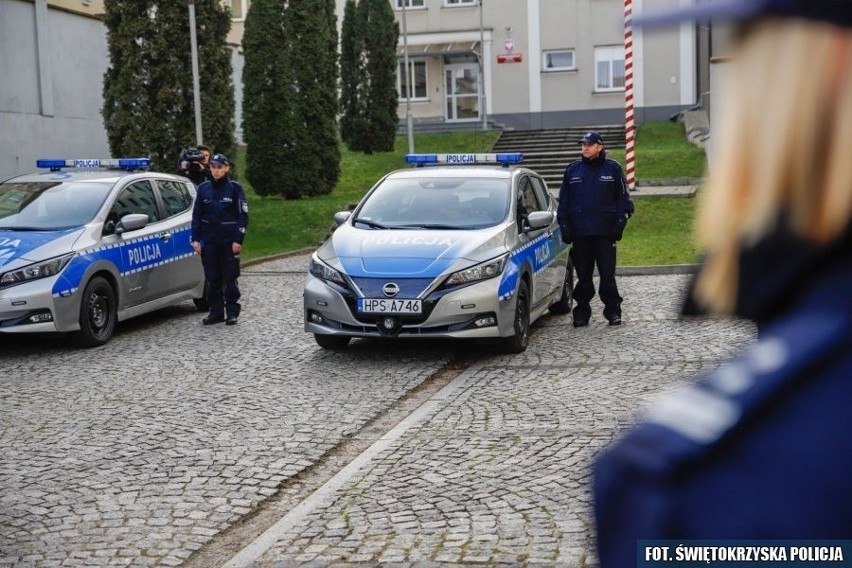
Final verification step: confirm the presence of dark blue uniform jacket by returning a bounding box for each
[557,150,634,241]
[191,177,249,246]
[594,230,852,568]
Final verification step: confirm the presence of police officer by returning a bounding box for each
[594,1,852,565]
[557,131,634,327]
[191,153,249,325]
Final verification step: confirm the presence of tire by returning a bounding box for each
[76,276,117,347]
[193,280,210,311]
[549,260,574,315]
[501,280,530,353]
[314,334,351,350]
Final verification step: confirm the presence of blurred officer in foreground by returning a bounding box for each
[191,154,249,326]
[178,144,212,186]
[557,131,634,327]
[594,1,851,565]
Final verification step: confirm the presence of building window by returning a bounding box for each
[444,0,477,6]
[395,0,425,9]
[226,0,249,20]
[398,60,427,100]
[543,49,575,72]
[594,45,625,91]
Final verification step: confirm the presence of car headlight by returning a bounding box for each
[309,256,348,287]
[0,253,75,288]
[443,254,508,287]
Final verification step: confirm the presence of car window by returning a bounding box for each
[105,181,161,234]
[355,177,509,229]
[0,181,112,230]
[156,179,193,217]
[517,176,544,229]
[530,176,551,208]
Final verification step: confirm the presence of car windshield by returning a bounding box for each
[0,181,112,230]
[354,177,510,230]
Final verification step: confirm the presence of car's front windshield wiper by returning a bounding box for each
[0,226,52,231]
[394,223,467,230]
[352,218,389,229]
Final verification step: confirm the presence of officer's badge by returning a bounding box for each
[241,202,248,213]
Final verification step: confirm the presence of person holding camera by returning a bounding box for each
[557,131,634,327]
[191,153,249,326]
[178,144,212,186]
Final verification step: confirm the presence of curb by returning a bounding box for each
[618,263,700,276]
[242,247,317,268]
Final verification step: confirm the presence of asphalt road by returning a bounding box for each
[0,253,756,567]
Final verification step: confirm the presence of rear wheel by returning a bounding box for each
[314,334,351,350]
[76,276,117,347]
[501,280,530,353]
[549,261,574,315]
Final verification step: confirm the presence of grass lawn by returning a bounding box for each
[237,122,705,266]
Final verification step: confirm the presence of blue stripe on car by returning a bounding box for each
[51,225,193,298]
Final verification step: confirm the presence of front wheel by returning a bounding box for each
[314,334,351,350]
[501,280,530,353]
[75,276,117,347]
[549,261,574,315]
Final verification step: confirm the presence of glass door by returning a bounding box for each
[444,64,480,122]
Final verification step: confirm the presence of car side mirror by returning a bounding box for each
[526,211,554,231]
[333,211,352,227]
[115,213,149,235]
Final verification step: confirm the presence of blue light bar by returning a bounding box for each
[36,158,151,171]
[404,153,524,167]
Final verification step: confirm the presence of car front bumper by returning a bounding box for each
[304,274,517,340]
[0,276,80,334]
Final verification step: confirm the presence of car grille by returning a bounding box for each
[346,277,440,325]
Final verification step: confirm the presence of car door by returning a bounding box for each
[102,179,175,308]
[530,175,564,297]
[154,178,202,295]
[515,175,555,308]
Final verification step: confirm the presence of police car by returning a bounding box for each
[304,153,573,352]
[0,158,207,346]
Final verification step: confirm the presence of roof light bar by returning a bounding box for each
[405,153,524,167]
[36,158,151,172]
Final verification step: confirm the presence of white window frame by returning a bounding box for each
[594,45,625,92]
[225,0,249,21]
[395,0,425,9]
[398,59,428,101]
[444,0,477,6]
[542,49,575,72]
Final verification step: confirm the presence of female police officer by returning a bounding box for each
[593,1,852,565]
[191,153,249,326]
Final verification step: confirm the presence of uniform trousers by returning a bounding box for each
[201,242,241,319]
[571,236,622,322]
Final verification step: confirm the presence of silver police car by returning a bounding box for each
[304,153,574,352]
[0,158,207,346]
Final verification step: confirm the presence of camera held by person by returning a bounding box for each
[178,145,211,186]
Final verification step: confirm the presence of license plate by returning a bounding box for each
[358,298,422,314]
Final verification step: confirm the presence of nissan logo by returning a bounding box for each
[382,283,400,298]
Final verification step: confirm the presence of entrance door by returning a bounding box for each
[444,64,480,122]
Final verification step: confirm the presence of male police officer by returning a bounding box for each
[557,131,634,327]
[191,153,249,326]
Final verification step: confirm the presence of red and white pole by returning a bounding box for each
[624,0,636,191]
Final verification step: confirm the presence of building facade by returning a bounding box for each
[224,0,698,132]
[1,0,110,180]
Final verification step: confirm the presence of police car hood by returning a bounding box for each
[0,228,82,270]
[327,224,508,277]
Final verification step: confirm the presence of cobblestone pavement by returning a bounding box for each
[0,253,756,566]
